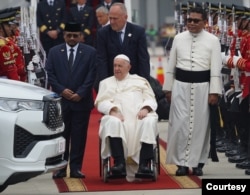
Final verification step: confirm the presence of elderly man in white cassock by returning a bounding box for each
[95,54,158,182]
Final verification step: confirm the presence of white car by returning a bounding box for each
[0,78,67,192]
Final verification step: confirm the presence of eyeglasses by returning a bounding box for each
[187,18,203,24]
[66,33,80,38]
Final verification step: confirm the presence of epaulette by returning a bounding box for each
[0,38,6,47]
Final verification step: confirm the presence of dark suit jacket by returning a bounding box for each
[45,43,96,111]
[68,5,94,46]
[37,0,67,54]
[96,22,150,83]
[37,0,67,34]
[96,1,114,10]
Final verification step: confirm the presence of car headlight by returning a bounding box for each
[0,98,44,112]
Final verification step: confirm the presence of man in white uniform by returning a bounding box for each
[163,7,222,176]
[95,54,158,182]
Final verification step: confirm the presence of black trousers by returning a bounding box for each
[62,108,91,172]
[109,137,154,165]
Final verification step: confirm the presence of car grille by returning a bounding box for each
[43,94,63,131]
[14,126,63,158]
[13,94,64,158]
[45,154,64,165]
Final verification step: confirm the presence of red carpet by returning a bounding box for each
[53,110,201,192]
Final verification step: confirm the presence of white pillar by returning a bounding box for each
[242,0,250,7]
[124,0,132,22]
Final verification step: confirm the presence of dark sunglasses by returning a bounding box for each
[187,18,203,24]
[66,33,80,38]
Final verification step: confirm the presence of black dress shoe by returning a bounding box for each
[236,160,250,169]
[245,169,250,175]
[111,163,126,174]
[217,143,237,153]
[176,166,189,176]
[52,169,66,179]
[228,154,247,163]
[216,140,226,148]
[137,164,152,174]
[225,149,240,157]
[192,167,203,176]
[70,170,85,178]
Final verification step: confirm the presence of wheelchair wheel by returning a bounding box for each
[152,164,158,181]
[102,162,108,183]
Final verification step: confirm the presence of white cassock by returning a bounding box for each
[162,30,222,168]
[95,74,158,181]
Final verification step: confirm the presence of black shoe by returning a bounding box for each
[216,146,227,152]
[70,170,85,178]
[52,169,66,179]
[137,164,152,174]
[245,169,250,175]
[111,163,126,174]
[215,140,224,147]
[225,149,240,157]
[176,166,189,176]
[236,160,250,169]
[217,143,237,153]
[228,154,247,163]
[192,167,203,176]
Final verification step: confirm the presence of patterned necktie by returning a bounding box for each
[117,31,123,45]
[68,48,74,68]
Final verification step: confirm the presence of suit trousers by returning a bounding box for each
[62,107,91,172]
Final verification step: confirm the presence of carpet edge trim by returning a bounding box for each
[159,144,201,188]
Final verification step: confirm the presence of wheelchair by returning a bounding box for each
[99,136,160,182]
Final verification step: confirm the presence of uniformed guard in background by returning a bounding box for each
[218,3,250,175]
[68,0,95,46]
[0,10,26,81]
[37,0,67,56]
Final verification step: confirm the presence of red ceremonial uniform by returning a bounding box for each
[0,37,19,80]
[6,37,26,81]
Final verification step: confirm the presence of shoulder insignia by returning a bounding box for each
[0,39,6,46]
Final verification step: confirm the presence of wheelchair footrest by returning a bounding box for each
[107,172,127,179]
[135,172,154,179]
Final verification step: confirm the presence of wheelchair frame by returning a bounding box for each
[99,136,161,182]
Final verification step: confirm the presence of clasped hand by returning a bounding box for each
[110,108,149,121]
[61,89,82,102]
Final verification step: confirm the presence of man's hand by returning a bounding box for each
[166,91,172,103]
[208,94,219,105]
[137,106,151,120]
[70,93,82,102]
[109,109,124,121]
[47,30,58,39]
[61,89,74,100]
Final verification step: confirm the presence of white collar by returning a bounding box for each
[66,44,79,52]
[119,23,127,34]
[78,4,85,9]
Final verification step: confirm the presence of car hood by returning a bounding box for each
[0,78,56,100]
